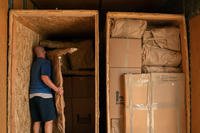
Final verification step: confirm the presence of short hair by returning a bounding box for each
[33,46,44,56]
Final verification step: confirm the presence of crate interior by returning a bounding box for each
[9,11,96,133]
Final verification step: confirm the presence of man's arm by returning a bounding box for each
[41,75,63,95]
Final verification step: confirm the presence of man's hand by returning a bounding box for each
[57,87,64,95]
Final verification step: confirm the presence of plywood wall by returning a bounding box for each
[190,15,200,133]
[0,0,8,132]
[8,19,39,133]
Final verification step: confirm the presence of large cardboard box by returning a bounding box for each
[124,73,185,133]
[109,38,142,68]
[109,68,141,118]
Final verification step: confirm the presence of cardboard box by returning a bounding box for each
[109,68,141,118]
[109,38,142,68]
[111,118,124,133]
[128,110,148,133]
[72,76,95,98]
[72,98,95,133]
[154,108,179,133]
[124,73,185,133]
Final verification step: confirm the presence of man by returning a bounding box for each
[29,46,63,133]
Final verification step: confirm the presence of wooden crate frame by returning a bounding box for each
[8,10,99,133]
[106,12,190,133]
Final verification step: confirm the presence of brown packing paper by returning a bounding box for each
[142,46,182,67]
[142,66,181,73]
[111,19,147,39]
[124,73,185,133]
[47,48,77,133]
[143,27,181,51]
[41,40,95,70]
[151,27,181,51]
[110,38,142,68]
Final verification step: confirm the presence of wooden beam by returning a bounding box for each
[0,0,8,132]
[13,0,23,9]
[190,15,200,133]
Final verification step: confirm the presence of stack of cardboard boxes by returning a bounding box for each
[108,18,186,133]
[109,33,142,132]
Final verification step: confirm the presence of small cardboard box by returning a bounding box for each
[109,38,142,68]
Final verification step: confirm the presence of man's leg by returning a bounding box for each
[44,120,53,133]
[33,121,41,133]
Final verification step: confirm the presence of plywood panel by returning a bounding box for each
[12,10,95,38]
[190,15,200,133]
[0,0,8,132]
[8,19,40,133]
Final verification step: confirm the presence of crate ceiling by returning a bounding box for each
[14,11,95,38]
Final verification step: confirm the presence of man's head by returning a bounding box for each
[33,46,46,58]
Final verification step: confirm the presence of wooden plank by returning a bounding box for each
[179,16,190,133]
[13,0,23,9]
[106,12,111,133]
[106,12,190,133]
[10,10,97,38]
[190,15,200,133]
[0,0,8,132]
[8,16,40,133]
[107,12,184,21]
[94,11,100,133]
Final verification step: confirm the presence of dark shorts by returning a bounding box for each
[30,96,57,122]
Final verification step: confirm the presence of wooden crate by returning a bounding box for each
[106,12,189,133]
[8,10,99,133]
